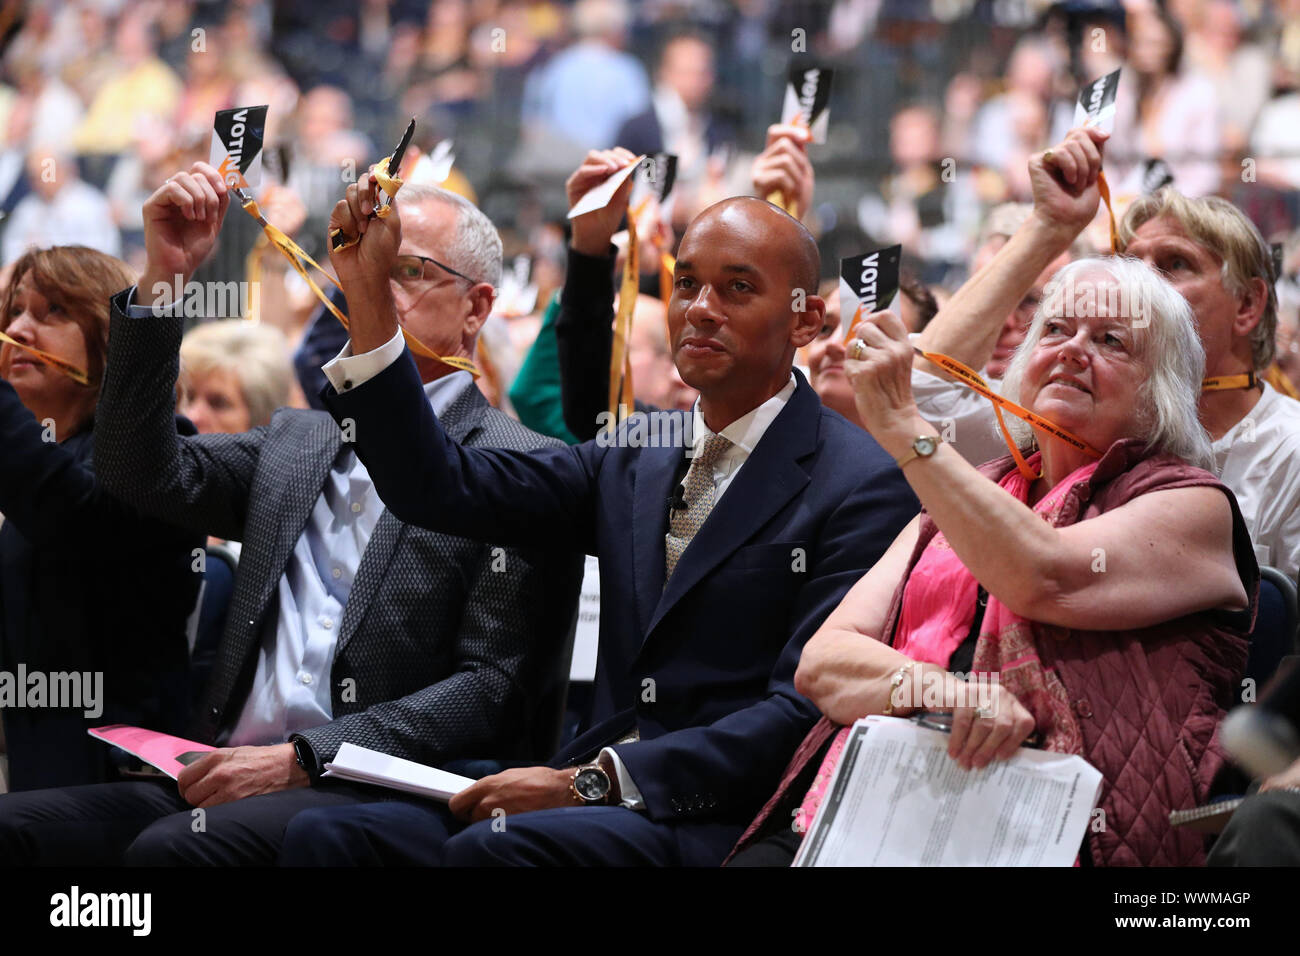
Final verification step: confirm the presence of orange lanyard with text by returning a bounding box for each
[913,346,1103,479]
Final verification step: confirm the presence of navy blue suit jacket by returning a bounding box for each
[324,353,917,825]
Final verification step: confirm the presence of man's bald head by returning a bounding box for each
[687,196,821,296]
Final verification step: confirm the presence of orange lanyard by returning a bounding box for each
[913,346,1103,479]
[1096,168,1119,254]
[1201,372,1256,391]
[0,330,90,385]
[606,205,639,432]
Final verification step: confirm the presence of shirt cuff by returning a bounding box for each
[600,746,646,811]
[322,327,406,393]
[124,284,184,318]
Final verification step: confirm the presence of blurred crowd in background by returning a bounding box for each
[2,0,1300,415]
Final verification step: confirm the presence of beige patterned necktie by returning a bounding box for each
[664,433,733,580]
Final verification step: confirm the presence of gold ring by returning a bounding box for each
[849,340,866,360]
[1042,149,1055,165]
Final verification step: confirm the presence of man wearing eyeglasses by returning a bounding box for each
[0,162,583,865]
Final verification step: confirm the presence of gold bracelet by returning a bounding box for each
[883,661,916,716]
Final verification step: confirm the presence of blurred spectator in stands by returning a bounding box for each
[179,319,295,435]
[409,0,482,116]
[1109,4,1221,197]
[106,120,184,271]
[1184,0,1271,156]
[857,104,981,285]
[74,7,183,157]
[286,86,374,247]
[521,0,649,158]
[174,45,237,140]
[615,32,735,230]
[3,146,120,264]
[969,37,1060,173]
[60,4,118,108]
[625,292,694,412]
[1,52,84,154]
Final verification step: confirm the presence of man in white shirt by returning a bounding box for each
[2,146,120,264]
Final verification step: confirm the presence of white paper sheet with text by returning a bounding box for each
[794,716,1103,867]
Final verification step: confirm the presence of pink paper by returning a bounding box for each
[88,724,215,779]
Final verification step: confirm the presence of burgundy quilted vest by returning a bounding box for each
[732,439,1257,866]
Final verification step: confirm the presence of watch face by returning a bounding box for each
[575,769,610,801]
[915,436,938,456]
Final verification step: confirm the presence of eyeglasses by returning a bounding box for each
[390,254,479,287]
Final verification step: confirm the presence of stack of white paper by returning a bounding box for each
[794,716,1103,867]
[321,742,475,801]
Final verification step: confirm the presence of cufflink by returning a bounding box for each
[343,379,353,391]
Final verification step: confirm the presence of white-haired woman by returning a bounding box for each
[730,257,1257,867]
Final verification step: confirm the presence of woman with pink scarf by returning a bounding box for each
[729,255,1257,867]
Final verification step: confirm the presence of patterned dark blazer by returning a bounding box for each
[94,289,583,771]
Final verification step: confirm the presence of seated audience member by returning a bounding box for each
[614,31,735,231]
[179,319,294,434]
[274,168,918,867]
[731,256,1256,867]
[2,147,122,264]
[507,291,582,444]
[913,127,1300,579]
[0,246,199,790]
[179,319,296,556]
[0,165,583,865]
[1209,756,1300,865]
[557,141,822,441]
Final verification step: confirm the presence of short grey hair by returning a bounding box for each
[399,183,503,288]
[999,256,1213,468]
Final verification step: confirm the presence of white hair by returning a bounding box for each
[998,256,1213,468]
[399,183,503,288]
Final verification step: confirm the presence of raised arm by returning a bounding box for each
[914,126,1108,373]
[852,311,1249,630]
[556,148,639,441]
[322,172,602,554]
[750,123,814,221]
[94,163,264,542]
